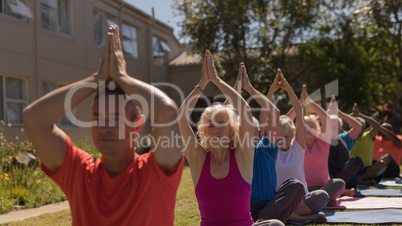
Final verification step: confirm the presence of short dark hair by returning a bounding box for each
[93,80,140,121]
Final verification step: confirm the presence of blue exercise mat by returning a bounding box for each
[378,180,402,187]
[355,188,402,197]
[358,179,402,188]
[324,209,402,224]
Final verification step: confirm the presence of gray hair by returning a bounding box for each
[279,115,295,134]
[355,117,366,129]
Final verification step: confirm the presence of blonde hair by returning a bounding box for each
[304,114,320,131]
[198,104,239,151]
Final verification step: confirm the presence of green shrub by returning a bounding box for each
[0,128,67,213]
[0,129,102,213]
[9,186,32,206]
[0,187,14,213]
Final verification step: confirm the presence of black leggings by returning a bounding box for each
[250,178,305,223]
[333,156,364,189]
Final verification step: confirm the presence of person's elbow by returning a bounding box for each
[22,105,36,126]
[156,100,179,123]
[22,104,53,129]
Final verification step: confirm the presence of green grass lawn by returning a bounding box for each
[2,166,400,226]
[173,166,201,226]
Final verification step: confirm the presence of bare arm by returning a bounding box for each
[22,29,113,173]
[243,67,280,143]
[338,110,362,141]
[206,50,254,184]
[260,72,281,132]
[233,63,243,93]
[108,26,182,173]
[223,62,243,105]
[266,72,281,102]
[178,56,209,167]
[206,50,254,154]
[303,89,333,143]
[286,107,296,121]
[352,104,401,147]
[278,70,306,149]
[286,84,307,121]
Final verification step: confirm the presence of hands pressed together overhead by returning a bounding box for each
[97,25,128,81]
[206,49,220,82]
[299,84,308,106]
[233,62,251,91]
[327,95,339,115]
[352,103,360,117]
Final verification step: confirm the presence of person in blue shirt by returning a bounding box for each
[236,67,305,224]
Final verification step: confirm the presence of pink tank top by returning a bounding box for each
[195,149,254,226]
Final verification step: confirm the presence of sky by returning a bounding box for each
[125,0,182,39]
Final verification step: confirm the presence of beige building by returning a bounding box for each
[0,1,305,148]
[0,0,202,144]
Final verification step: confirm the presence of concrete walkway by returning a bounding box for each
[0,201,70,224]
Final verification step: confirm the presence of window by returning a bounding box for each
[122,23,139,58]
[0,75,28,125]
[152,36,170,65]
[93,9,117,46]
[0,0,33,21]
[41,0,72,35]
[42,82,74,126]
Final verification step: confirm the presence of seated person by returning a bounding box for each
[178,52,284,226]
[230,66,302,225]
[22,26,184,225]
[372,122,402,178]
[299,88,345,207]
[327,99,364,195]
[245,69,304,224]
[272,77,329,223]
[351,105,402,185]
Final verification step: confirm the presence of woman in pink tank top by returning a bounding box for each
[178,50,256,225]
[302,90,345,206]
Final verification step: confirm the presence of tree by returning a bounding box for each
[298,0,399,111]
[353,0,402,82]
[174,0,401,122]
[174,0,320,94]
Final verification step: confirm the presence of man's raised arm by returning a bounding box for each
[107,26,182,174]
[22,30,112,173]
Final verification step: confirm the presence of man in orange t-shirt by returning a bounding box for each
[372,123,402,178]
[23,26,183,225]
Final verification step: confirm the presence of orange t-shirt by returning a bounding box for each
[373,135,402,166]
[41,136,184,226]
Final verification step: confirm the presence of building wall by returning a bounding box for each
[169,64,223,105]
[0,0,183,144]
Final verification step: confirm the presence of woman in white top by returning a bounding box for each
[267,73,329,223]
